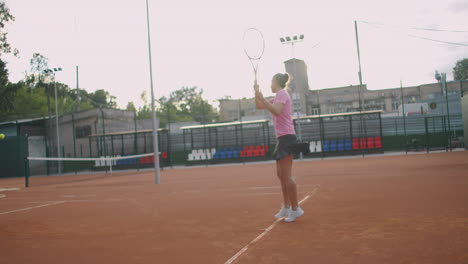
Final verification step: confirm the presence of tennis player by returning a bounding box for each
[254,73,304,222]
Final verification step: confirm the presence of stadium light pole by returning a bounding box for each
[145,0,161,184]
[280,34,304,159]
[44,67,63,174]
[354,21,366,158]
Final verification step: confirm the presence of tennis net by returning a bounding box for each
[25,153,159,187]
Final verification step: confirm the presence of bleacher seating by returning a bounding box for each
[351,136,383,150]
[309,141,316,152]
[345,139,352,150]
[315,141,322,152]
[330,140,337,151]
[186,137,379,162]
[360,138,367,149]
[323,140,330,152]
[209,145,268,160]
[337,139,345,151]
[375,136,382,148]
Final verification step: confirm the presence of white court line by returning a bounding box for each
[0,188,20,192]
[0,201,66,215]
[0,188,20,200]
[224,187,319,264]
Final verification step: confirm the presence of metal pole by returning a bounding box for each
[133,111,138,154]
[72,114,77,158]
[443,73,452,151]
[54,77,61,174]
[400,80,407,154]
[354,20,364,158]
[101,108,107,156]
[166,101,172,167]
[72,114,77,175]
[424,116,429,153]
[239,99,245,164]
[76,65,80,111]
[145,0,161,184]
[201,99,208,167]
[291,43,303,159]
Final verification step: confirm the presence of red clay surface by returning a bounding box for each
[1,151,467,264]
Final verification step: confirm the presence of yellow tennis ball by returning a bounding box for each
[0,134,5,140]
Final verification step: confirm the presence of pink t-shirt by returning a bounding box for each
[270,89,296,138]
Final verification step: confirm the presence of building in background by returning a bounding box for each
[219,96,273,122]
[218,56,467,121]
[307,81,466,117]
[284,59,310,116]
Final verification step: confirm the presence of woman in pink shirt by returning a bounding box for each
[254,73,304,222]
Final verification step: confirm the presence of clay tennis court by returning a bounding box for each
[1,151,467,264]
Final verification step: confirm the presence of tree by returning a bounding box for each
[80,89,117,108]
[0,58,15,115]
[453,58,468,81]
[166,86,218,123]
[126,102,136,112]
[133,86,219,128]
[0,1,18,57]
[136,91,152,120]
[28,53,49,85]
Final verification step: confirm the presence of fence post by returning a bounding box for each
[45,136,50,176]
[167,129,172,168]
[395,119,398,136]
[134,111,138,154]
[72,114,77,158]
[424,116,429,153]
[24,157,29,188]
[319,116,325,160]
[443,116,448,152]
[111,135,115,156]
[61,145,65,173]
[378,112,383,151]
[88,136,92,157]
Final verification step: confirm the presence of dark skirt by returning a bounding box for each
[272,134,297,160]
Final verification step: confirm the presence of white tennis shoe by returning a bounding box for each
[274,206,290,219]
[284,207,304,222]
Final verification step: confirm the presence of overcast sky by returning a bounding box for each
[4,0,468,108]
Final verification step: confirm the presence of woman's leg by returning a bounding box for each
[276,160,290,208]
[279,154,298,210]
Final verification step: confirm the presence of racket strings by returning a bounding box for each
[243,28,265,79]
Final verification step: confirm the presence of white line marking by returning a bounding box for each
[248,186,279,190]
[224,187,319,264]
[0,201,66,215]
[0,194,5,199]
[0,188,20,192]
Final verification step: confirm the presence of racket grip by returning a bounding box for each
[253,82,259,92]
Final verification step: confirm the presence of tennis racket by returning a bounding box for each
[243,28,265,92]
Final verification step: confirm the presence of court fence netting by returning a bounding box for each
[0,110,465,182]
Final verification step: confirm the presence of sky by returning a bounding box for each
[3,0,468,109]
